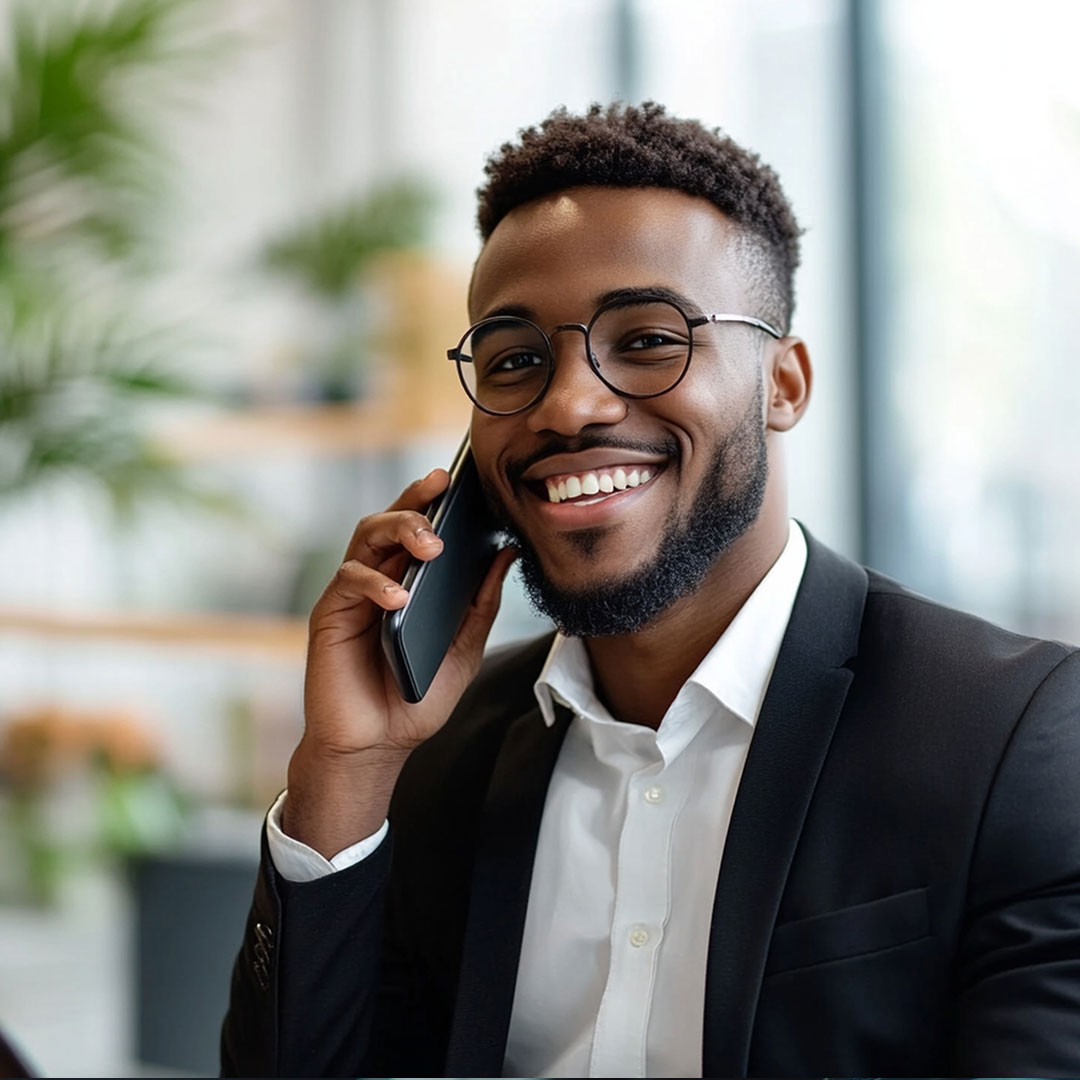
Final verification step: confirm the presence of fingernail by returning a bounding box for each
[416,528,441,545]
[384,583,407,595]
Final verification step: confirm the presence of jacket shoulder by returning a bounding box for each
[862,566,1076,670]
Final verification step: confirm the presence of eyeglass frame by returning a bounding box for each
[446,293,784,417]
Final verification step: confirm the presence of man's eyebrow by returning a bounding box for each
[478,286,703,324]
[595,285,703,316]
[477,302,536,322]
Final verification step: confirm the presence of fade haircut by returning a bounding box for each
[476,102,803,333]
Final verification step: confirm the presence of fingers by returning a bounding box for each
[311,558,411,627]
[345,510,445,566]
[342,469,451,565]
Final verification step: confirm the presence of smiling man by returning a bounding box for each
[222,104,1080,1078]
[469,188,784,654]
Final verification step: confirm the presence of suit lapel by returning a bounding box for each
[445,699,573,1077]
[703,531,868,1077]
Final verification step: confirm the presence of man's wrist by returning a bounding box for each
[266,790,389,882]
[282,736,409,858]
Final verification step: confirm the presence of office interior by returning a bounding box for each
[0,0,1077,1075]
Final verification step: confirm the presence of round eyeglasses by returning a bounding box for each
[447,295,782,416]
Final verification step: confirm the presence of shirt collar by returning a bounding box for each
[533,520,808,729]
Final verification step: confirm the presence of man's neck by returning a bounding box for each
[583,510,791,730]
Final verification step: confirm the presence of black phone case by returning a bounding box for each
[380,438,502,703]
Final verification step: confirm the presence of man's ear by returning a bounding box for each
[765,337,811,432]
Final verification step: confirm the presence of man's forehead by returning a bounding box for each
[482,185,736,248]
[469,185,742,319]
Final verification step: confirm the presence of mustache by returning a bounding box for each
[504,432,681,488]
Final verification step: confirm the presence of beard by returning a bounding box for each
[486,380,769,638]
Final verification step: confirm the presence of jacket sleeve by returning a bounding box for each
[950,647,1080,1073]
[219,828,393,1078]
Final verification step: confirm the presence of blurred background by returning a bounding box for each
[0,0,1077,1075]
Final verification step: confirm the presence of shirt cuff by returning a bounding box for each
[265,789,389,883]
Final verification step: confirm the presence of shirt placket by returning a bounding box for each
[589,746,681,1077]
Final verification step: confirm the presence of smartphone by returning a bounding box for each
[381,434,502,703]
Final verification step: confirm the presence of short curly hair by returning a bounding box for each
[476,102,803,333]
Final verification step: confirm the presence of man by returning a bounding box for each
[221,103,1080,1077]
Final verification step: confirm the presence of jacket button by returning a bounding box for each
[252,922,274,990]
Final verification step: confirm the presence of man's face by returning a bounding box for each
[468,186,773,636]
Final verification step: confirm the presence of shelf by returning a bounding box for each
[0,606,308,660]
[153,398,470,461]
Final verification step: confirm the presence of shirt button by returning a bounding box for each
[643,785,665,805]
[629,925,650,948]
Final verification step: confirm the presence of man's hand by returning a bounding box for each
[283,468,516,858]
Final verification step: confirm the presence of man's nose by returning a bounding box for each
[525,329,628,435]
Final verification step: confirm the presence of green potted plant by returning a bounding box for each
[0,0,231,515]
[258,178,438,401]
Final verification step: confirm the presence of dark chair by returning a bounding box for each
[0,1023,34,1079]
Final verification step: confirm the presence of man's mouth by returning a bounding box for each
[540,464,658,504]
[511,440,676,519]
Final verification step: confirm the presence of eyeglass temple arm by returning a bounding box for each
[690,314,784,339]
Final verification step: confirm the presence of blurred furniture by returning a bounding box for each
[0,1022,35,1078]
[0,607,307,660]
[130,849,259,1077]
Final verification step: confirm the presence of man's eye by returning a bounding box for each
[493,350,544,372]
[616,329,685,352]
[627,332,673,349]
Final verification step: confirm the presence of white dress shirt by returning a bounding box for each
[267,520,808,1078]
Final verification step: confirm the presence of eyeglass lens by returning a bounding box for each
[456,300,691,414]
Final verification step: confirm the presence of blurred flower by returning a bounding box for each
[0,704,161,789]
[0,703,188,905]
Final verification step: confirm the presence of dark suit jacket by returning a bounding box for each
[221,532,1080,1077]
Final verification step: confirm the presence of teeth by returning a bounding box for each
[542,466,657,503]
